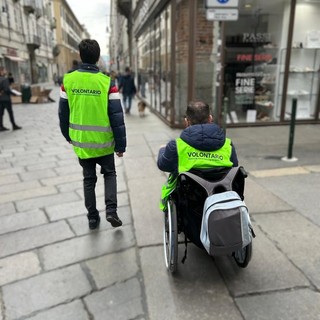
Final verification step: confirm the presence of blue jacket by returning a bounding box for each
[58,63,126,153]
[157,123,238,174]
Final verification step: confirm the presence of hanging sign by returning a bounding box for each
[206,8,238,21]
[205,0,239,8]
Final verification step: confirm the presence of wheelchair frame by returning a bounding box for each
[163,166,253,273]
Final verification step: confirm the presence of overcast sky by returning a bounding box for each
[66,0,111,56]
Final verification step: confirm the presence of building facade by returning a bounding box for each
[0,0,88,86]
[112,0,320,128]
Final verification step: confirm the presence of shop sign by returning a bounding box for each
[235,73,255,104]
[206,8,238,21]
[243,33,272,43]
[205,0,239,7]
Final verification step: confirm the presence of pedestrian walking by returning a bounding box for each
[58,39,126,230]
[118,66,136,114]
[0,67,22,132]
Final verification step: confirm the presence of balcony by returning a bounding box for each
[50,18,56,30]
[35,7,42,19]
[23,0,36,14]
[117,0,131,19]
[26,35,41,50]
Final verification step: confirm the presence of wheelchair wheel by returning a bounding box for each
[163,199,178,273]
[233,242,252,268]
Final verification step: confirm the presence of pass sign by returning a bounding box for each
[206,0,239,7]
[206,8,239,21]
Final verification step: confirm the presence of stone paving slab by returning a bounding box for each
[236,288,320,320]
[215,231,309,296]
[0,180,41,195]
[0,174,20,186]
[0,203,15,216]
[124,156,163,180]
[244,177,292,214]
[19,169,58,182]
[85,247,139,290]
[128,176,164,247]
[0,185,58,204]
[0,209,48,235]
[40,225,135,270]
[2,264,92,320]
[0,221,74,258]
[84,278,144,320]
[254,211,320,290]
[40,173,82,186]
[25,300,89,320]
[254,173,320,226]
[0,167,25,176]
[0,251,41,286]
[16,191,80,212]
[140,245,243,320]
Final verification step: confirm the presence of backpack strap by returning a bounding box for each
[180,166,244,196]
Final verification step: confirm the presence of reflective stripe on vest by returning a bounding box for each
[69,123,113,132]
[176,138,233,173]
[63,71,114,159]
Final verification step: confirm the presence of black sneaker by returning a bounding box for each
[0,126,9,132]
[106,212,122,228]
[13,125,22,130]
[88,216,100,230]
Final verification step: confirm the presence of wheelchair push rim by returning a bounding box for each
[163,199,178,273]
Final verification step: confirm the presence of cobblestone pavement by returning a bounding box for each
[0,85,320,320]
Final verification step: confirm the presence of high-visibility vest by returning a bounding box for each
[160,137,233,211]
[63,71,114,159]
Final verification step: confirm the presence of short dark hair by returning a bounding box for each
[125,66,130,72]
[186,101,210,125]
[78,39,100,64]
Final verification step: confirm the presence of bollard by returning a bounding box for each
[282,97,298,162]
[222,97,228,135]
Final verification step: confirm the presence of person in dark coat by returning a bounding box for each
[118,66,136,114]
[58,39,126,230]
[157,100,238,175]
[0,67,22,131]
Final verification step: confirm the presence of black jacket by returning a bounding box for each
[58,64,126,153]
[118,73,136,95]
[0,77,12,102]
[157,123,238,174]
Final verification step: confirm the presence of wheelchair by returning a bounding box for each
[163,166,253,273]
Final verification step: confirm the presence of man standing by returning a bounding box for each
[59,39,126,230]
[118,66,136,114]
[0,67,22,132]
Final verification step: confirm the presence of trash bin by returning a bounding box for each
[21,84,31,103]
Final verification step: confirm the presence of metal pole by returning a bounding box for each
[282,97,298,162]
[288,98,297,159]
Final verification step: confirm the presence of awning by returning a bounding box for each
[5,55,25,62]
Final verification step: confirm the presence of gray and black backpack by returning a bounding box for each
[198,167,255,256]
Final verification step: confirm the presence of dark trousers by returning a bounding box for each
[0,100,16,127]
[122,94,133,112]
[79,154,117,218]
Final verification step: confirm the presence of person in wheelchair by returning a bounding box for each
[157,100,239,212]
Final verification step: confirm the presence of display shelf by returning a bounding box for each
[277,48,320,119]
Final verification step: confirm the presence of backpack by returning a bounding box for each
[196,167,254,256]
[200,190,254,256]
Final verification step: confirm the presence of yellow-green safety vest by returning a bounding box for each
[159,137,233,211]
[63,71,115,159]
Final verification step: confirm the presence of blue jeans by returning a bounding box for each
[79,154,117,218]
[122,94,133,113]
